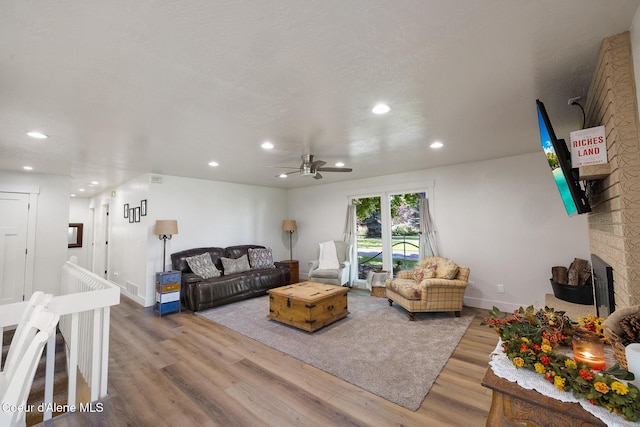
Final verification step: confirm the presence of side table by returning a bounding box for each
[481,367,605,426]
[280,259,299,284]
[155,271,181,317]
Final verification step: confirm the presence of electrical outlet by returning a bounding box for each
[497,283,505,293]
[568,96,581,105]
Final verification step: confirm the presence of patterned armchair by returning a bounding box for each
[385,256,469,320]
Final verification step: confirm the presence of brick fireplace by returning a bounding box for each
[581,31,640,311]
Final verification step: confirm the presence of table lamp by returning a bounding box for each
[282,220,297,261]
[155,220,178,272]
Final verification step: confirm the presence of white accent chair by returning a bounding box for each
[0,292,59,427]
[308,240,352,286]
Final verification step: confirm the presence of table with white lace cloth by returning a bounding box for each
[489,340,640,427]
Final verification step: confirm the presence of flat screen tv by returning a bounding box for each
[536,99,591,216]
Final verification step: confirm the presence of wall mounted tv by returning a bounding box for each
[536,99,591,216]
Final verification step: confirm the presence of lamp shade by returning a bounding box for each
[282,220,297,232]
[154,220,178,236]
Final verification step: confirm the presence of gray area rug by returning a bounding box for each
[196,290,474,411]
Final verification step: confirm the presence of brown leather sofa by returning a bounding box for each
[171,245,291,312]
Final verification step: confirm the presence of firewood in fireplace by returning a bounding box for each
[551,266,568,285]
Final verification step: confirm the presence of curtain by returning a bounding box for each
[343,204,355,243]
[419,197,439,258]
[343,203,356,285]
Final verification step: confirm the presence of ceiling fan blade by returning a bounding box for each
[310,160,326,169]
[314,172,323,180]
[317,167,352,172]
[274,170,300,177]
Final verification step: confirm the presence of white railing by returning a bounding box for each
[0,261,120,421]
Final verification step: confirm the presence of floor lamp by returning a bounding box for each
[155,220,178,272]
[282,220,297,261]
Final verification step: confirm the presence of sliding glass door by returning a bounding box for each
[389,192,423,274]
[352,191,426,285]
[353,196,386,281]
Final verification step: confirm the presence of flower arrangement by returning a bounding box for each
[578,313,608,343]
[483,305,573,346]
[484,306,640,422]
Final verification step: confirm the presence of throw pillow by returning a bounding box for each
[185,253,220,279]
[413,266,435,282]
[423,259,439,277]
[248,247,275,269]
[435,258,459,279]
[221,254,251,275]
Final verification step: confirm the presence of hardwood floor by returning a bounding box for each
[37,293,497,427]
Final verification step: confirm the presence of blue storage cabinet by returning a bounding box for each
[155,271,181,316]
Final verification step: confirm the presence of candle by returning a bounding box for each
[626,343,640,388]
[572,329,606,370]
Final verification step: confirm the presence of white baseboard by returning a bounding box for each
[463,297,522,314]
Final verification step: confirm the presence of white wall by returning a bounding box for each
[94,173,288,306]
[0,171,70,296]
[68,197,92,268]
[288,152,591,312]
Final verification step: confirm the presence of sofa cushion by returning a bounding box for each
[185,253,220,279]
[221,254,251,274]
[386,278,421,300]
[248,247,275,269]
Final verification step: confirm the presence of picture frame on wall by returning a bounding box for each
[124,204,129,218]
[129,208,134,223]
[134,206,141,223]
[141,199,147,216]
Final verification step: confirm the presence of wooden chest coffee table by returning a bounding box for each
[267,281,349,333]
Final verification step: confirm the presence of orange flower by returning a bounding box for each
[579,369,593,381]
[513,357,525,368]
[594,382,609,394]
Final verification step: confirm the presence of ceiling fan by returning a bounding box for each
[278,154,352,180]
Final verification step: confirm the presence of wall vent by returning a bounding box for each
[150,175,163,184]
[125,281,139,297]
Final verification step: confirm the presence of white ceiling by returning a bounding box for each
[2,1,639,196]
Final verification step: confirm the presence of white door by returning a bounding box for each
[0,192,29,305]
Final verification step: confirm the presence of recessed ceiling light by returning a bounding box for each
[91,181,99,185]
[335,162,345,167]
[208,161,219,167]
[372,103,390,115]
[23,166,33,170]
[279,173,287,178]
[430,141,444,149]
[27,131,48,139]
[78,188,85,192]
[70,194,76,197]
[261,141,274,149]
